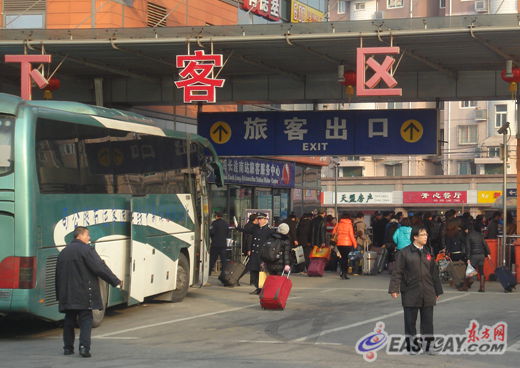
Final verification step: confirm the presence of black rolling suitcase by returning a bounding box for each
[376,247,388,273]
[219,257,248,287]
[495,266,516,293]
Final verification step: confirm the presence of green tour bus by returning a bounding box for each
[0,93,224,325]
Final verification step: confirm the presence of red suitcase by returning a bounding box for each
[259,272,292,310]
[308,257,327,277]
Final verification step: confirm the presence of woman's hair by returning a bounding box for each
[445,218,461,238]
[340,212,351,219]
[400,217,411,227]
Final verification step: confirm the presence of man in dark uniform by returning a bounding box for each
[310,209,327,248]
[209,212,230,275]
[249,212,274,294]
[55,226,121,358]
[389,226,443,354]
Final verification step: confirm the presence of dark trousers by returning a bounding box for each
[63,309,93,350]
[338,246,353,274]
[209,246,228,274]
[404,306,434,351]
[250,270,259,288]
[303,245,312,270]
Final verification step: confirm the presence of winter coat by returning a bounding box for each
[373,218,388,247]
[333,219,357,248]
[210,218,229,248]
[283,218,299,246]
[466,230,490,257]
[388,244,443,307]
[445,232,466,255]
[353,218,368,248]
[310,215,326,246]
[249,224,275,271]
[393,226,412,250]
[55,239,120,313]
[486,219,499,239]
[296,218,312,247]
[264,233,292,275]
[240,221,258,255]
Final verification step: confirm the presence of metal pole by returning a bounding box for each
[334,162,338,218]
[502,124,509,266]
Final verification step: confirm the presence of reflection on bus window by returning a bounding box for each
[0,115,14,175]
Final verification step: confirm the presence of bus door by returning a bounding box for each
[129,197,149,304]
[196,174,211,286]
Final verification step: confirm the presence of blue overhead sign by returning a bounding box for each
[198,109,437,156]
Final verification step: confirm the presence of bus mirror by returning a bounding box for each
[211,162,224,187]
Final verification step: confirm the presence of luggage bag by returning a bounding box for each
[259,271,293,310]
[363,251,378,275]
[376,247,388,273]
[308,257,327,277]
[495,266,516,292]
[447,260,466,289]
[219,257,248,287]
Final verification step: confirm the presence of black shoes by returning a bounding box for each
[63,349,74,356]
[340,273,350,280]
[249,288,262,295]
[79,346,91,358]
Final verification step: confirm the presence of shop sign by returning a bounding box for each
[242,0,281,21]
[220,157,294,188]
[403,191,467,204]
[199,109,437,156]
[477,191,502,204]
[506,188,517,197]
[323,191,395,205]
[175,50,225,103]
[303,189,318,201]
[291,0,325,23]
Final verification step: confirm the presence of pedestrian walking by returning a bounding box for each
[389,226,443,354]
[55,226,121,358]
[209,212,230,275]
[296,213,313,271]
[392,217,412,251]
[262,223,292,276]
[249,212,275,294]
[466,221,491,292]
[332,213,357,279]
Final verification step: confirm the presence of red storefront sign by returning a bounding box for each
[175,50,225,103]
[356,47,402,97]
[403,191,467,204]
[242,0,281,21]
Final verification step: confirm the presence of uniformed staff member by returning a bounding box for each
[55,226,121,358]
[248,212,274,295]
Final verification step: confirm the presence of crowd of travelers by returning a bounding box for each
[209,209,513,294]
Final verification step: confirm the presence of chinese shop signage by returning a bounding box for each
[291,0,325,23]
[242,0,281,21]
[220,157,295,188]
[198,109,437,156]
[323,191,395,205]
[403,191,467,204]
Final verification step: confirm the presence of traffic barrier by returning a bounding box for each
[482,239,498,281]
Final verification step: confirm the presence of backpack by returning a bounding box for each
[260,237,283,263]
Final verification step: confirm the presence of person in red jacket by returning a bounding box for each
[332,212,357,279]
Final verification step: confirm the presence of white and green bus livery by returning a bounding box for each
[0,93,224,325]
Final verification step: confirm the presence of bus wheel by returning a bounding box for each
[92,280,108,328]
[171,253,189,303]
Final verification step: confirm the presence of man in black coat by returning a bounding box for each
[240,213,258,256]
[310,209,327,247]
[249,212,274,294]
[55,226,121,358]
[209,212,230,275]
[389,226,443,354]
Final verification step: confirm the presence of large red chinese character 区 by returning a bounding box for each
[4,54,51,100]
[356,47,402,96]
[175,50,225,103]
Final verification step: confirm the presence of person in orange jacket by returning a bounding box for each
[333,212,358,279]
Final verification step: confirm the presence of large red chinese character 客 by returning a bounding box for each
[356,47,402,96]
[175,50,225,103]
[4,54,51,100]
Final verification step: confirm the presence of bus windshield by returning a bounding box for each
[0,115,14,175]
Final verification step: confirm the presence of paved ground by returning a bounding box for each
[1,271,519,368]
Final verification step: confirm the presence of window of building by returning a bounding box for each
[495,104,508,128]
[5,14,44,29]
[458,125,478,144]
[337,1,346,14]
[488,146,500,158]
[341,167,363,177]
[439,0,446,8]
[354,2,365,10]
[385,164,402,177]
[346,155,360,161]
[458,161,475,175]
[387,0,404,9]
[147,2,167,27]
[484,164,503,175]
[460,100,478,108]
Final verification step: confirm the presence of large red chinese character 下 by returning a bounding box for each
[4,54,51,100]
[356,47,402,97]
[175,50,225,104]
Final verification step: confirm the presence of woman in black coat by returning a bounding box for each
[466,221,491,292]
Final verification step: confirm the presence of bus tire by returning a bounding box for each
[92,280,108,328]
[171,253,189,303]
